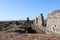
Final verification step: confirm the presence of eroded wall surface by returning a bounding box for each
[46,10,60,34]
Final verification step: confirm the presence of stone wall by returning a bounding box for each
[34,10,60,34]
[35,14,45,26]
[46,10,60,34]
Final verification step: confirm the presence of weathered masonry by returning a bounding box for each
[35,10,60,34]
[46,10,60,34]
[35,13,46,27]
[35,13,45,26]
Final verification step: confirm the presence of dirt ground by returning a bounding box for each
[0,31,60,40]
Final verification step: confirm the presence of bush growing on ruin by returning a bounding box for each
[27,17,29,23]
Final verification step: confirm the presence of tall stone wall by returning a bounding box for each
[46,10,60,34]
[35,13,44,26]
[38,14,42,26]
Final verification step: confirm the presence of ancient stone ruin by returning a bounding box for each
[1,10,60,35]
[46,10,60,34]
[35,10,60,34]
[35,13,46,27]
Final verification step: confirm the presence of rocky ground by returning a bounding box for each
[0,21,60,40]
[0,31,60,40]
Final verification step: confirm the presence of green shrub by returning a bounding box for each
[0,23,9,31]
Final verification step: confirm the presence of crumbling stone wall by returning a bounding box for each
[35,14,42,26]
[46,10,60,34]
[35,13,45,26]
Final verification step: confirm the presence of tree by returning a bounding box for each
[41,13,44,26]
[27,17,29,23]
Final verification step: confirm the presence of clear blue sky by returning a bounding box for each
[0,0,60,21]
